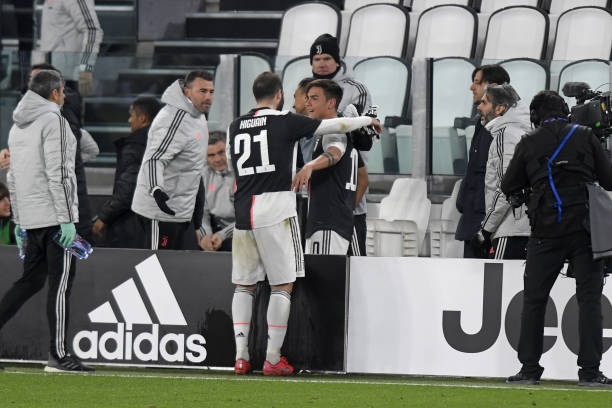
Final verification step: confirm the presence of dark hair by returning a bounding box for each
[253,72,282,101]
[297,77,315,93]
[306,79,343,110]
[183,70,214,88]
[473,64,510,85]
[29,70,64,99]
[0,181,8,199]
[484,84,519,111]
[209,130,226,145]
[31,63,59,73]
[530,90,569,125]
[131,96,162,122]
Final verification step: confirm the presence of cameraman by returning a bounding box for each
[501,90,612,386]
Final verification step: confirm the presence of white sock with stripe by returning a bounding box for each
[265,290,291,365]
[232,288,254,361]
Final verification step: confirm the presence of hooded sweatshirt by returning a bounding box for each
[481,99,532,239]
[132,80,209,222]
[7,90,78,229]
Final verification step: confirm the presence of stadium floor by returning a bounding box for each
[1,363,611,407]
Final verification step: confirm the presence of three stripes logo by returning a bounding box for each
[73,255,207,364]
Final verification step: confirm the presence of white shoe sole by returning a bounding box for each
[44,365,94,373]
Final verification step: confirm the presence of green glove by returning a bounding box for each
[14,225,23,249]
[59,222,77,247]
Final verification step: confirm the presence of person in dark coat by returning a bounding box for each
[92,97,161,247]
[502,90,612,386]
[455,65,511,258]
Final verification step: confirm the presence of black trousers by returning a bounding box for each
[0,226,75,359]
[348,213,367,256]
[490,236,528,260]
[518,230,604,378]
[140,216,190,250]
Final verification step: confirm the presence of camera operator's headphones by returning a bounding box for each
[530,91,570,127]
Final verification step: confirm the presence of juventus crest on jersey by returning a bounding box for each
[227,108,321,230]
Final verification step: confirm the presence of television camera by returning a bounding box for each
[562,81,612,139]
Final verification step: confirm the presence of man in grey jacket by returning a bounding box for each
[36,0,104,96]
[198,132,235,252]
[132,70,213,250]
[0,70,93,372]
[471,84,531,259]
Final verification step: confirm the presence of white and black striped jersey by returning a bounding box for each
[305,134,362,241]
[228,108,321,230]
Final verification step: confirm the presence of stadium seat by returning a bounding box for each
[343,0,403,13]
[344,4,409,59]
[353,56,411,173]
[430,179,463,258]
[557,59,611,108]
[431,57,475,175]
[413,5,478,58]
[207,55,235,132]
[482,6,549,60]
[548,0,610,14]
[478,0,540,14]
[551,6,612,61]
[237,53,272,115]
[275,2,340,72]
[409,0,472,12]
[367,178,431,256]
[499,58,550,104]
[281,56,312,101]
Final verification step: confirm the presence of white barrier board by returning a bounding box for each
[347,257,612,380]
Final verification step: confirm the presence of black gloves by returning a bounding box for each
[470,229,492,258]
[152,187,176,216]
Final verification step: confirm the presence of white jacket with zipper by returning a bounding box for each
[132,80,209,222]
[7,90,78,229]
[481,99,532,239]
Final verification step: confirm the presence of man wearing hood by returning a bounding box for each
[471,84,531,259]
[305,33,373,256]
[93,96,162,248]
[0,69,93,372]
[132,70,213,250]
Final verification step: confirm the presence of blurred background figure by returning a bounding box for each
[0,182,16,245]
[35,0,104,96]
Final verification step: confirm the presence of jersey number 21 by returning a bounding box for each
[234,130,276,176]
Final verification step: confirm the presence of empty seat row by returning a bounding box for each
[275,2,611,71]
[345,0,612,13]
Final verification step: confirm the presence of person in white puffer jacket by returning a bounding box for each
[1,70,94,372]
[471,84,532,259]
[132,70,213,250]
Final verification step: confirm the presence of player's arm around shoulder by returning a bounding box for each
[291,135,345,192]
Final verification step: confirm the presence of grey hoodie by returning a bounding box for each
[481,99,532,239]
[132,80,209,222]
[7,90,78,229]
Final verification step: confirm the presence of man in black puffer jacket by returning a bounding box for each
[92,97,161,247]
[502,90,612,387]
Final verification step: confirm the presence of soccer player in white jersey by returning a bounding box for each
[227,72,380,375]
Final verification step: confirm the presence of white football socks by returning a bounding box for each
[232,287,254,361]
[265,290,291,365]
